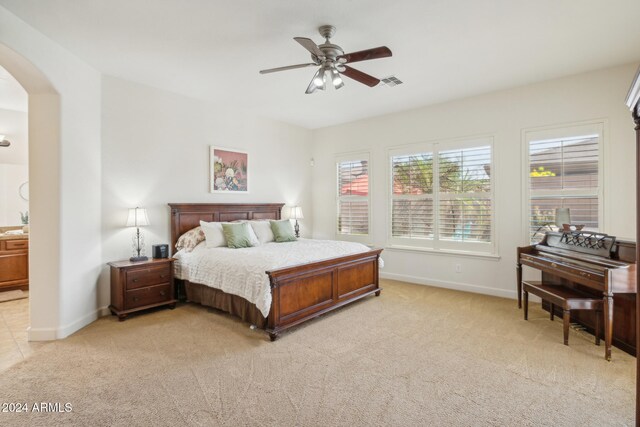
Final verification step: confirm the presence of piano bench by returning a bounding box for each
[522,281,603,347]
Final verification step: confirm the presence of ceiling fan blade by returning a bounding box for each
[259,63,317,74]
[338,46,392,64]
[294,37,325,58]
[340,65,380,87]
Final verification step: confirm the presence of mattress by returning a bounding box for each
[174,238,380,317]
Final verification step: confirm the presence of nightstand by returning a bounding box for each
[108,258,177,321]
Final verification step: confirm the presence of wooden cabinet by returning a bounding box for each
[108,258,177,320]
[625,65,640,422]
[0,238,29,291]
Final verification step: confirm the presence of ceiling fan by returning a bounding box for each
[259,25,392,94]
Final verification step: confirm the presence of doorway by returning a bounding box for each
[0,64,33,369]
[0,41,62,349]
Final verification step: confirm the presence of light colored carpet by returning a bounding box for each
[0,290,28,303]
[0,279,634,426]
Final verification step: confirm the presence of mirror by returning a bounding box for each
[18,181,28,202]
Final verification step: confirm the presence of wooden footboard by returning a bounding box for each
[265,248,383,340]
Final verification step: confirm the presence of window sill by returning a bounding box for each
[385,244,501,260]
[335,234,372,245]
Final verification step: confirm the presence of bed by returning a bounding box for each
[169,203,383,340]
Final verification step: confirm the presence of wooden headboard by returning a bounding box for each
[168,203,284,252]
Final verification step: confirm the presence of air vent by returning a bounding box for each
[380,75,403,87]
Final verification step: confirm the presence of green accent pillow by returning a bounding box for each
[221,222,255,248]
[270,220,297,242]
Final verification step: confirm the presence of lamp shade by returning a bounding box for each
[288,206,304,220]
[126,207,150,227]
[554,208,570,228]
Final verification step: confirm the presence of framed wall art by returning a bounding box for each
[210,146,249,193]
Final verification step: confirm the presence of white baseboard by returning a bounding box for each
[28,306,111,342]
[379,272,518,300]
[27,326,57,341]
[56,306,112,339]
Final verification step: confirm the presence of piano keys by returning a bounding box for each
[517,231,637,360]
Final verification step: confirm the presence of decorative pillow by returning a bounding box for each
[250,220,275,244]
[270,220,297,242]
[199,220,227,248]
[230,220,261,246]
[221,222,255,249]
[175,226,205,252]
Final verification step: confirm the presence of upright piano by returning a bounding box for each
[517,231,637,360]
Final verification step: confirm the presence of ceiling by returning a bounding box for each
[1,0,639,129]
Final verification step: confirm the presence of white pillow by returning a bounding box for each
[199,220,227,248]
[250,220,275,244]
[247,224,260,246]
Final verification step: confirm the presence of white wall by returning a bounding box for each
[0,107,28,225]
[311,63,638,299]
[0,6,102,339]
[99,76,313,308]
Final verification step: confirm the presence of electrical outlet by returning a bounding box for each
[455,263,462,273]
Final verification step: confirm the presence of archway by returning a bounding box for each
[0,42,61,340]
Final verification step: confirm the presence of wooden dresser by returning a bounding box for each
[0,236,29,291]
[108,258,177,320]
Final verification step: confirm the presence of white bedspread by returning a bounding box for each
[174,239,382,317]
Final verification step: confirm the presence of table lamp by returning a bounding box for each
[126,207,150,262]
[288,206,304,238]
[555,208,571,229]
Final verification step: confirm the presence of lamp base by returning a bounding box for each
[129,256,149,262]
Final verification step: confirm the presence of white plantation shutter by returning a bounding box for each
[389,139,494,252]
[527,130,601,243]
[392,199,434,238]
[391,153,434,239]
[439,146,492,242]
[530,197,599,237]
[337,156,369,236]
[338,200,368,234]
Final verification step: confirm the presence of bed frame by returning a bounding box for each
[169,203,383,340]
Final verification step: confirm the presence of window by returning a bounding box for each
[337,154,370,238]
[438,146,492,243]
[525,123,602,243]
[391,153,434,239]
[389,138,493,253]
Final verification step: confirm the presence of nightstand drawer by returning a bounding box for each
[125,283,171,309]
[109,258,175,320]
[5,240,28,250]
[125,265,171,290]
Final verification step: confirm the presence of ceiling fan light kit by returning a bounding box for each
[314,68,325,87]
[260,25,392,94]
[0,134,10,147]
[331,68,343,88]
